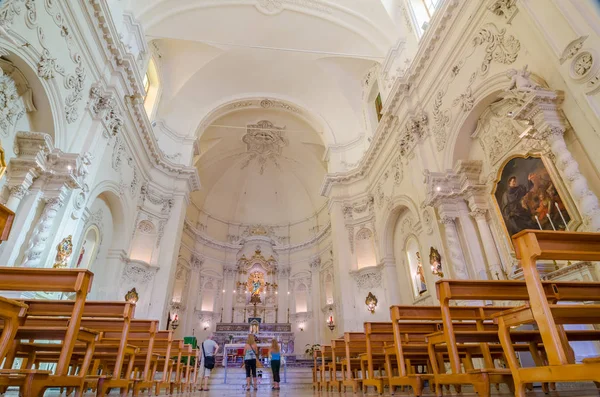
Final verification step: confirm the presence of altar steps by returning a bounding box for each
[205,367,314,390]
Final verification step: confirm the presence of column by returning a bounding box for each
[0,187,42,267]
[148,193,187,323]
[309,258,322,344]
[545,128,600,230]
[183,255,203,335]
[512,89,600,231]
[277,268,290,323]
[456,201,489,279]
[330,200,359,332]
[381,257,402,307]
[21,193,66,267]
[439,216,470,279]
[222,265,236,323]
[470,209,505,280]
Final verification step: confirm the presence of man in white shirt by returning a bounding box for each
[198,334,219,391]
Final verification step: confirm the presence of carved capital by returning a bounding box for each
[190,254,204,270]
[309,257,321,270]
[439,216,456,225]
[469,209,488,221]
[9,184,28,200]
[487,0,518,23]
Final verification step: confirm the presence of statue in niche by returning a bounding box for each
[76,246,85,268]
[415,252,427,294]
[429,247,444,278]
[247,271,265,297]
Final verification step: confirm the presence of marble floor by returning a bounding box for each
[7,388,600,397]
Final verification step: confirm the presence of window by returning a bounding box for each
[408,0,441,38]
[356,228,377,269]
[374,93,383,122]
[143,58,160,118]
[143,73,150,96]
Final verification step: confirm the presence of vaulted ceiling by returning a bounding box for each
[125,0,400,225]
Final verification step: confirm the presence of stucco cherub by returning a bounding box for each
[506,65,539,92]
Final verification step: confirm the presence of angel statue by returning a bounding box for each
[506,65,539,92]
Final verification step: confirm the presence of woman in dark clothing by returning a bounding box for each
[244,334,258,391]
[269,339,281,390]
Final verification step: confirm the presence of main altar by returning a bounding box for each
[213,235,295,352]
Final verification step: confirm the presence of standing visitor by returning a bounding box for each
[199,334,219,391]
[269,339,281,390]
[244,334,259,391]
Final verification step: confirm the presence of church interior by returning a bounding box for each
[1,0,600,396]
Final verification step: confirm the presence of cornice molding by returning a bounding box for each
[82,0,200,193]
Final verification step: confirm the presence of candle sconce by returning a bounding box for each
[365,292,378,314]
[326,307,335,331]
[125,288,139,304]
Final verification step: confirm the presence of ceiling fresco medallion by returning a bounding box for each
[241,120,288,174]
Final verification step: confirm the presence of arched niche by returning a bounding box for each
[404,236,426,297]
[171,262,190,305]
[295,283,308,313]
[201,280,216,312]
[355,228,377,269]
[130,219,158,264]
[73,225,101,269]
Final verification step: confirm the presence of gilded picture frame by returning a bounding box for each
[491,154,581,248]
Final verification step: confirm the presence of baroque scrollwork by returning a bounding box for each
[351,267,382,290]
[0,67,25,136]
[472,23,520,75]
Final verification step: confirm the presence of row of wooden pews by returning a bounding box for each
[314,230,600,396]
[0,267,199,396]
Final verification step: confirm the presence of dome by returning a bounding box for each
[192,106,327,225]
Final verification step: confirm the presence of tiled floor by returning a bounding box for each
[7,388,600,396]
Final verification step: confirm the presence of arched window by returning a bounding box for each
[143,58,160,118]
[295,283,308,313]
[405,237,427,297]
[407,0,441,38]
[74,225,100,269]
[356,228,377,269]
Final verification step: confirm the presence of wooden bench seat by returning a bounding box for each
[0,267,94,397]
[433,270,600,397]
[494,230,600,396]
[0,296,27,362]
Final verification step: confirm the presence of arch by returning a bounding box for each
[295,282,308,313]
[0,39,62,147]
[195,95,335,145]
[443,70,548,169]
[379,195,421,258]
[86,180,131,251]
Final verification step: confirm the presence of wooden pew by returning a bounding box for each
[101,319,159,397]
[152,331,176,396]
[388,307,511,397]
[433,277,600,397]
[329,339,346,392]
[363,322,396,395]
[312,345,330,390]
[0,268,94,397]
[0,297,27,362]
[495,230,600,397]
[341,332,388,393]
[15,300,137,396]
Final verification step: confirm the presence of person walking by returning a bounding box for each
[199,334,219,391]
[244,334,259,391]
[269,339,281,390]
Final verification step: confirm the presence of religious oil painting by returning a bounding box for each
[494,156,571,237]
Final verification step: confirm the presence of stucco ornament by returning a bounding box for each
[473,23,520,75]
[506,65,539,92]
[241,120,288,174]
[0,67,25,136]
